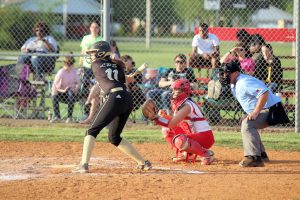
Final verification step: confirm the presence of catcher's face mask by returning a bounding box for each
[219,70,231,86]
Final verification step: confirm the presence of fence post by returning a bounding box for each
[103,0,111,42]
[296,0,300,133]
[146,0,151,49]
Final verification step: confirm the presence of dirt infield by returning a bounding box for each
[0,141,300,200]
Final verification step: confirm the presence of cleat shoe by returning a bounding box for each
[65,117,74,123]
[72,163,89,173]
[137,160,152,171]
[172,152,197,163]
[239,156,264,167]
[201,155,214,165]
[50,117,61,123]
[200,149,215,165]
[261,152,270,162]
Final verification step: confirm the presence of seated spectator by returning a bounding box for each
[236,29,252,57]
[250,34,269,82]
[17,21,58,81]
[50,53,81,123]
[220,47,255,75]
[143,68,160,94]
[79,40,121,124]
[249,34,282,93]
[146,54,197,114]
[262,43,283,94]
[189,22,220,69]
[121,55,146,111]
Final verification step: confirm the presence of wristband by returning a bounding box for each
[154,117,169,127]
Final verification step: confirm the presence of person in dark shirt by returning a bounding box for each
[146,53,196,114]
[121,55,146,111]
[73,41,151,173]
[262,43,283,94]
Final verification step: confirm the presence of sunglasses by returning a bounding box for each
[36,29,45,33]
[175,60,184,64]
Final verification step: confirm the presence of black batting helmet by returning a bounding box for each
[86,41,111,61]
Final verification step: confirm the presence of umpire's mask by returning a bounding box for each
[219,60,241,86]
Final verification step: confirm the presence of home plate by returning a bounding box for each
[153,166,206,174]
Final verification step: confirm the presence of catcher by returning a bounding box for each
[142,78,215,164]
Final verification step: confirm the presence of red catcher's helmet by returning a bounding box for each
[171,79,191,110]
[171,78,191,96]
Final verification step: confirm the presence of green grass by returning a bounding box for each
[1,125,299,151]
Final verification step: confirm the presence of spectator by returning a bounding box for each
[110,40,121,59]
[236,29,252,57]
[79,40,121,124]
[146,54,196,114]
[250,34,269,82]
[50,53,81,123]
[220,47,255,75]
[219,60,289,167]
[250,34,282,93]
[17,21,58,81]
[79,21,103,101]
[189,23,220,69]
[121,55,146,111]
[262,44,283,94]
[153,79,215,164]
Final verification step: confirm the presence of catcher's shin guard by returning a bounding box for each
[173,134,207,157]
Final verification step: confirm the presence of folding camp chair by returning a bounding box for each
[0,64,36,119]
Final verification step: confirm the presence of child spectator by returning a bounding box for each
[50,52,81,123]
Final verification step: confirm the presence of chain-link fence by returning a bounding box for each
[0,0,298,129]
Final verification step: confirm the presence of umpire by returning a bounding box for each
[219,60,289,167]
[73,41,151,173]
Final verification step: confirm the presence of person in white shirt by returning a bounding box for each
[17,21,58,81]
[189,23,220,69]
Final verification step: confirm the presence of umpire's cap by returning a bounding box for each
[220,59,241,74]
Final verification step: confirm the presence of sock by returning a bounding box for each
[81,135,96,164]
[117,139,145,165]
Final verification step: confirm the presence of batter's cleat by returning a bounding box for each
[72,163,89,173]
[137,160,152,171]
[261,152,270,162]
[239,156,264,167]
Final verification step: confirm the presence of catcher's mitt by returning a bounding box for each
[142,99,158,120]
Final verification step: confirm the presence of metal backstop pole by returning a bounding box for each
[103,0,110,42]
[295,0,300,133]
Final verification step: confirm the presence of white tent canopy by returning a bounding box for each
[251,5,293,27]
[20,0,101,15]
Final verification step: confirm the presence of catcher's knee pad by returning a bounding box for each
[161,127,170,138]
[172,134,189,151]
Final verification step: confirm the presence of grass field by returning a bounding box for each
[0,123,299,151]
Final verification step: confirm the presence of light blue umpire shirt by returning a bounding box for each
[231,73,281,114]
